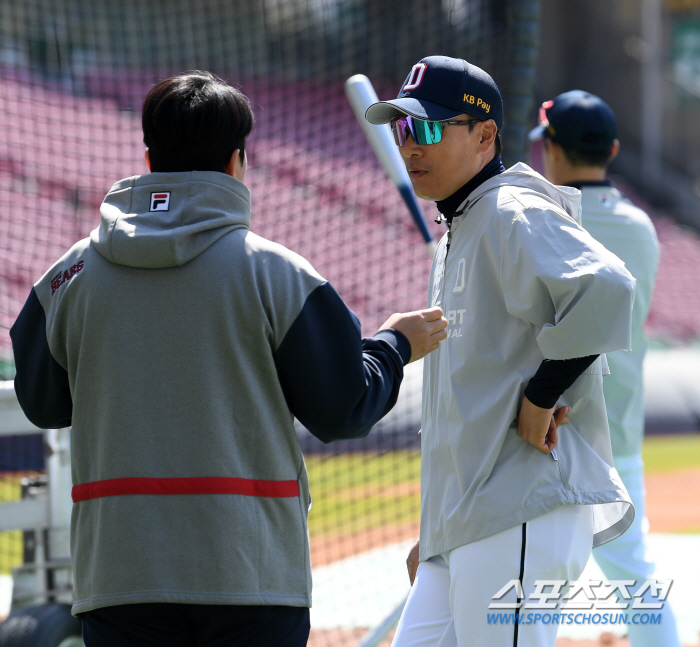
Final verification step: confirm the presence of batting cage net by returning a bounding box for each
[0,0,667,643]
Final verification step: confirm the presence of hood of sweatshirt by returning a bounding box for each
[91,171,251,269]
[463,162,582,225]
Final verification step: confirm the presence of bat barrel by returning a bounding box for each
[397,185,435,254]
[345,74,436,258]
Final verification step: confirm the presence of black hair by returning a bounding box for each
[560,145,614,169]
[466,119,502,157]
[142,71,254,173]
[543,133,613,168]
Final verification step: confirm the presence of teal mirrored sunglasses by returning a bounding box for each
[390,115,479,146]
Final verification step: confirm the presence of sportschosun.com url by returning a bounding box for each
[487,612,662,626]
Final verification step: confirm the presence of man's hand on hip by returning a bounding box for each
[517,396,570,455]
[406,539,420,585]
[380,307,448,363]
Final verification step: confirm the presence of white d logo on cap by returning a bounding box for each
[403,63,427,91]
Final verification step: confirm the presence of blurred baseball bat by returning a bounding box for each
[355,594,408,647]
[344,74,436,258]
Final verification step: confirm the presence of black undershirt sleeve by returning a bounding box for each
[523,355,600,409]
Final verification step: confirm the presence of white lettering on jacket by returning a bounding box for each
[446,309,466,338]
[453,257,466,293]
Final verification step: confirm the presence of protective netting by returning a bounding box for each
[0,0,696,643]
[0,0,519,373]
[0,1,517,638]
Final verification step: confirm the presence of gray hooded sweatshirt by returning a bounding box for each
[10,171,411,614]
[420,164,637,561]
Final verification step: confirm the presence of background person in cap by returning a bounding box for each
[9,71,448,647]
[530,90,682,647]
[367,56,637,647]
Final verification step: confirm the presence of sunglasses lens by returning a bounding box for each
[414,119,443,145]
[391,116,409,146]
[391,116,443,146]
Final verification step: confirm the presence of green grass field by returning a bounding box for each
[305,451,421,538]
[642,434,700,473]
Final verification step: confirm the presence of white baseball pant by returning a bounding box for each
[391,504,594,647]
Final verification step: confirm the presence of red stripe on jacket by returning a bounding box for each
[72,477,300,502]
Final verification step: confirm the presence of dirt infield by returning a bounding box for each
[310,521,419,567]
[645,466,700,532]
[308,627,392,647]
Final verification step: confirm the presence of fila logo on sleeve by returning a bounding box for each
[403,63,427,91]
[150,192,171,212]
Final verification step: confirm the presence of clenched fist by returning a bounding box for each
[380,307,448,363]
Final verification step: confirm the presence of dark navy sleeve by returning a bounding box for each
[10,288,72,429]
[524,355,599,409]
[274,282,411,443]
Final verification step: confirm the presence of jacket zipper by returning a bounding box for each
[445,220,452,265]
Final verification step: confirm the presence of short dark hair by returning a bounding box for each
[560,144,614,169]
[544,133,612,168]
[466,119,502,157]
[142,71,254,173]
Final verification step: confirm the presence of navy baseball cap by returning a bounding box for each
[365,55,503,130]
[528,90,617,152]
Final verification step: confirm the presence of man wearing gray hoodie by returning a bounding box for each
[366,57,636,647]
[10,71,447,647]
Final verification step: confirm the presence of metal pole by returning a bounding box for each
[641,0,663,180]
[46,427,74,604]
[501,0,542,167]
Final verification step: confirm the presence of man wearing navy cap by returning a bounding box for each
[530,90,682,647]
[367,57,638,647]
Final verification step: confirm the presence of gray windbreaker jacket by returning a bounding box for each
[10,171,411,614]
[419,163,636,561]
[579,185,660,458]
